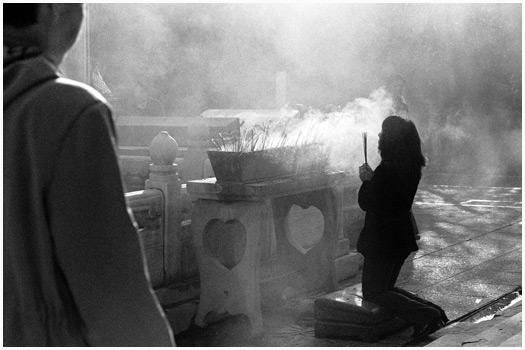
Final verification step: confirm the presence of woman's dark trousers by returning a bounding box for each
[361,255,440,326]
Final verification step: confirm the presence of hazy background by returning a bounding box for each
[67,3,521,178]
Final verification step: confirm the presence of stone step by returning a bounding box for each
[467,312,522,347]
[426,312,522,347]
[498,331,522,347]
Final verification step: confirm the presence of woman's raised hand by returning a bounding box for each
[359,163,373,182]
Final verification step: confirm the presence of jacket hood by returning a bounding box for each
[4,54,58,108]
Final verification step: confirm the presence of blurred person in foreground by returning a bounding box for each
[357,115,448,340]
[4,4,175,346]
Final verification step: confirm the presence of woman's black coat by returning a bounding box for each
[356,162,419,259]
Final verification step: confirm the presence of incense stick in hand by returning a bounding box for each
[362,132,368,164]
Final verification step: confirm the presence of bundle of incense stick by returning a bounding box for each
[362,132,367,164]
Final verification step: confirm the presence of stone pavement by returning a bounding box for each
[425,298,521,347]
[173,183,522,346]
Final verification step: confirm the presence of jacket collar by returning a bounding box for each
[3,47,59,108]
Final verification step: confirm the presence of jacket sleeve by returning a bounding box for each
[357,179,373,212]
[46,103,175,347]
[358,165,416,215]
[357,165,396,214]
[357,167,389,213]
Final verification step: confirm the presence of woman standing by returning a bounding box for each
[357,115,447,339]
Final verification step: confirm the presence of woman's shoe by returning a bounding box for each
[436,307,449,324]
[392,287,449,324]
[411,318,444,340]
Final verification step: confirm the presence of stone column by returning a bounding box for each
[145,131,182,284]
[179,119,214,182]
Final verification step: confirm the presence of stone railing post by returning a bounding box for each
[145,131,182,283]
[179,118,214,181]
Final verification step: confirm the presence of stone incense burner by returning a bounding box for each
[207,144,328,184]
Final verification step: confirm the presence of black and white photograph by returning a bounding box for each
[4,2,521,347]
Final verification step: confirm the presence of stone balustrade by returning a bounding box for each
[125,131,197,288]
[117,116,238,191]
[122,128,366,335]
[125,188,164,286]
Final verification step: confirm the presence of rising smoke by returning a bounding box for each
[83,3,521,180]
[276,87,393,175]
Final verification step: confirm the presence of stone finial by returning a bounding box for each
[149,131,178,171]
[187,118,210,142]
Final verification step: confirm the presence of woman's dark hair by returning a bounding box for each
[378,115,426,181]
[4,4,39,28]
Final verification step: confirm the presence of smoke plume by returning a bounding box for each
[77,3,520,181]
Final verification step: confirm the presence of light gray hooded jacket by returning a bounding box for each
[3,51,175,346]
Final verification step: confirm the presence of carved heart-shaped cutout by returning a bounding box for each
[203,219,247,270]
[286,205,324,254]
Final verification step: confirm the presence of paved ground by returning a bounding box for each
[423,297,521,347]
[174,183,522,346]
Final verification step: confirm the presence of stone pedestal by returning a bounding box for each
[270,188,339,292]
[188,172,346,335]
[191,200,271,336]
